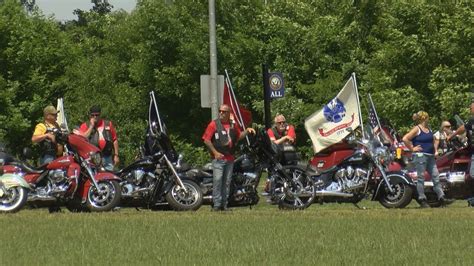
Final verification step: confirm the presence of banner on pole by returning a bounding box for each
[304,76,361,153]
[268,72,284,99]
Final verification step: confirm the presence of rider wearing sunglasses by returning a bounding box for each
[79,105,119,171]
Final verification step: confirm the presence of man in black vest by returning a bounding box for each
[32,105,63,165]
[202,104,255,211]
[267,114,296,145]
[79,105,119,171]
[449,102,474,178]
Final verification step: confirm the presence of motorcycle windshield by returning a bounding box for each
[68,134,100,159]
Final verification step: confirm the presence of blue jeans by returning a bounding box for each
[413,153,444,200]
[103,155,114,171]
[212,159,234,208]
[40,154,55,165]
[470,154,474,178]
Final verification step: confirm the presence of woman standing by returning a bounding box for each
[402,111,453,208]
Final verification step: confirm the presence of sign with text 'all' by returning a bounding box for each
[268,72,284,99]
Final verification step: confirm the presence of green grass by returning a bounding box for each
[1,200,474,265]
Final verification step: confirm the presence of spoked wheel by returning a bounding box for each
[379,178,414,209]
[86,180,121,212]
[278,166,315,210]
[0,186,28,213]
[165,180,203,211]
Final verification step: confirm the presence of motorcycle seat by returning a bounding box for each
[10,160,45,174]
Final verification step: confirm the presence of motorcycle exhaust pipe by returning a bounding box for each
[315,190,354,197]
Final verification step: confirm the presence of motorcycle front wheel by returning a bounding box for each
[379,179,414,208]
[165,180,203,211]
[86,180,121,212]
[0,186,28,213]
[277,165,316,210]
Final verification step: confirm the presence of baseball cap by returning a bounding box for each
[43,105,59,115]
[89,105,101,114]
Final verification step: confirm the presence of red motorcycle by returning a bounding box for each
[2,130,121,212]
[406,139,472,207]
[308,129,414,208]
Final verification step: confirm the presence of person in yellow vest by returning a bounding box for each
[31,105,63,165]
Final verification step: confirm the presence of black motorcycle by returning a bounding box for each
[116,131,203,211]
[187,129,316,210]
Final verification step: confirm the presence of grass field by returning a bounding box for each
[1,199,474,265]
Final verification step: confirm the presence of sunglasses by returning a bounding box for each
[444,125,451,128]
[276,121,286,124]
[219,110,230,114]
[90,113,100,117]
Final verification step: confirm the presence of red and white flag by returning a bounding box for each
[304,75,361,153]
[223,74,252,130]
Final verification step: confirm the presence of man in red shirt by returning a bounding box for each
[267,114,296,145]
[79,105,119,171]
[202,104,255,211]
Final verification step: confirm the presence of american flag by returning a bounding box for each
[368,94,381,136]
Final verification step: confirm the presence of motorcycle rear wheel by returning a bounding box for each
[278,166,316,210]
[86,180,121,212]
[165,180,203,211]
[0,186,28,213]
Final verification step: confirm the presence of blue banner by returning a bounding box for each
[268,72,285,98]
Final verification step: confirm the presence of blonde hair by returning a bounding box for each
[415,111,429,124]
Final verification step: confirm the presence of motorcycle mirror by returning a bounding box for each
[22,147,33,159]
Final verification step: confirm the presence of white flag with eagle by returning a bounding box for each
[304,74,362,153]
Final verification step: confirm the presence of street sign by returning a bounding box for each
[200,75,224,108]
[268,72,284,98]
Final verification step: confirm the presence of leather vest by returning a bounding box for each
[211,119,237,156]
[87,120,113,155]
[41,122,60,157]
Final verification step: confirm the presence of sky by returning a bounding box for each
[35,0,137,21]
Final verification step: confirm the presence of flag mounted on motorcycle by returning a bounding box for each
[223,70,252,130]
[304,74,362,153]
[368,93,397,146]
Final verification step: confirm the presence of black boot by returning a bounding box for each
[439,197,455,206]
[419,199,429,208]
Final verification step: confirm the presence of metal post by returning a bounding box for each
[209,0,218,119]
[263,64,271,129]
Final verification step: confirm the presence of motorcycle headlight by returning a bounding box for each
[374,147,390,164]
[89,151,102,166]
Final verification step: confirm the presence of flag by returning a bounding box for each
[56,98,68,131]
[223,73,252,130]
[368,94,381,135]
[304,75,361,153]
[368,94,394,145]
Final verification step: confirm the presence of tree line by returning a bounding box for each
[0,0,472,165]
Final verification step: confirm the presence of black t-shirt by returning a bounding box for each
[464,117,474,149]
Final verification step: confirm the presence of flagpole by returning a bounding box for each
[352,72,364,139]
[224,69,245,129]
[369,93,390,143]
[150,91,164,134]
[224,69,250,146]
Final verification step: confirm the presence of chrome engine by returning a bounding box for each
[121,169,156,197]
[325,166,368,192]
[29,169,70,201]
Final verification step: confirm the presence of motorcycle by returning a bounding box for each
[406,137,472,207]
[308,127,415,208]
[116,131,203,211]
[2,129,122,212]
[188,129,316,210]
[0,152,30,213]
